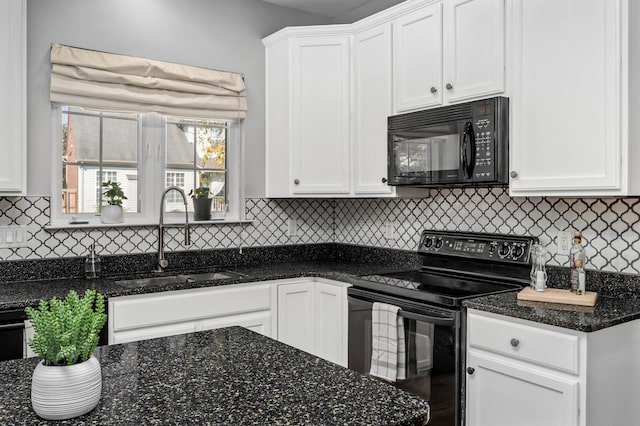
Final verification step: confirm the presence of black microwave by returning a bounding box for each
[387,97,508,187]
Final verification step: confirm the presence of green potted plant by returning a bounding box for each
[189,186,212,221]
[101,180,127,224]
[26,289,107,420]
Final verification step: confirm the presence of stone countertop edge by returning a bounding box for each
[0,327,430,426]
[463,290,640,332]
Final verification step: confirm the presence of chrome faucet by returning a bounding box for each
[155,186,191,272]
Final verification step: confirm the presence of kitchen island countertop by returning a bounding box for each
[0,326,430,425]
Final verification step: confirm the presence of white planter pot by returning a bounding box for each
[31,355,102,420]
[100,205,123,224]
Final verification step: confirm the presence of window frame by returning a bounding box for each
[50,104,244,227]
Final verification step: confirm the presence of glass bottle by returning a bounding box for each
[529,244,547,291]
[569,231,585,292]
[85,243,101,279]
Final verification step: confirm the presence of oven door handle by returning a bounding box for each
[0,322,25,331]
[348,295,457,327]
[397,309,457,327]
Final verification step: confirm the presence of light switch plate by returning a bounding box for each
[384,222,396,240]
[287,218,298,237]
[0,226,29,248]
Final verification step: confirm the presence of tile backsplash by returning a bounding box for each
[1,188,640,275]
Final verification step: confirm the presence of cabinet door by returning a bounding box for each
[0,0,26,194]
[393,3,443,112]
[443,0,505,103]
[290,36,351,194]
[277,282,316,354]
[466,351,579,426]
[509,0,622,194]
[353,23,394,195]
[314,282,346,366]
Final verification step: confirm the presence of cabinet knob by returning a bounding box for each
[381,177,388,183]
[510,338,520,347]
[430,86,437,94]
[510,171,518,179]
[446,83,453,90]
[467,367,475,375]
[294,179,300,185]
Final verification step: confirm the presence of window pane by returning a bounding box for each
[166,118,227,213]
[62,107,140,214]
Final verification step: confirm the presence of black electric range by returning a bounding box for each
[348,230,538,426]
[352,230,537,308]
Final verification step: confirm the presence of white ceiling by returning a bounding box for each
[260,0,378,18]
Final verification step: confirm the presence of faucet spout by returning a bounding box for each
[156,186,191,272]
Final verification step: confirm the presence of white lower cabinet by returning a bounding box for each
[274,278,349,367]
[466,309,640,426]
[108,277,350,367]
[108,282,272,345]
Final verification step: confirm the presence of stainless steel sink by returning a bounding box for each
[115,270,245,289]
[178,271,245,282]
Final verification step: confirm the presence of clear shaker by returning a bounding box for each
[529,244,547,292]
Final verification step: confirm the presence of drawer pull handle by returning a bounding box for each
[510,338,520,347]
[467,367,475,375]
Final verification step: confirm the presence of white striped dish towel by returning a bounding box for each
[369,302,406,382]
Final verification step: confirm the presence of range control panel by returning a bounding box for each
[418,230,536,264]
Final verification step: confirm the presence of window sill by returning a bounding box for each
[44,218,253,231]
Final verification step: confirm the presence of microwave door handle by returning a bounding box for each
[462,122,476,179]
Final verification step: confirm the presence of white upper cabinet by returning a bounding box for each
[393,3,443,112]
[352,22,394,195]
[393,0,505,113]
[0,0,26,195]
[264,27,354,198]
[443,0,505,103]
[509,0,636,196]
[290,35,351,195]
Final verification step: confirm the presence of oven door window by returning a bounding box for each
[390,122,464,185]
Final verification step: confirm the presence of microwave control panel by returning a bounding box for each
[472,103,496,182]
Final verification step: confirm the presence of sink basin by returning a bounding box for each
[115,270,245,289]
[115,275,183,289]
[178,271,245,282]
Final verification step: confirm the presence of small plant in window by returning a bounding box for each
[101,180,127,206]
[100,180,126,224]
[189,186,212,221]
[188,186,211,199]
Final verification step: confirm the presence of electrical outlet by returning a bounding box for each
[557,230,572,255]
[287,218,298,237]
[384,222,396,240]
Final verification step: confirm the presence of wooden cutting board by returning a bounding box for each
[517,287,598,307]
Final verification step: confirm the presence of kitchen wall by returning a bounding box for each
[3,190,640,276]
[26,0,332,199]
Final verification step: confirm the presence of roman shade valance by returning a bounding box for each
[50,44,247,119]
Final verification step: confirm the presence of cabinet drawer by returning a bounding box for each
[111,283,271,332]
[468,312,580,374]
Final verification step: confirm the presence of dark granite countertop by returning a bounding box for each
[463,289,640,332]
[0,258,417,311]
[2,243,640,333]
[0,327,430,425]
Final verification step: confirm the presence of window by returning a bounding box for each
[54,105,242,225]
[62,107,139,215]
